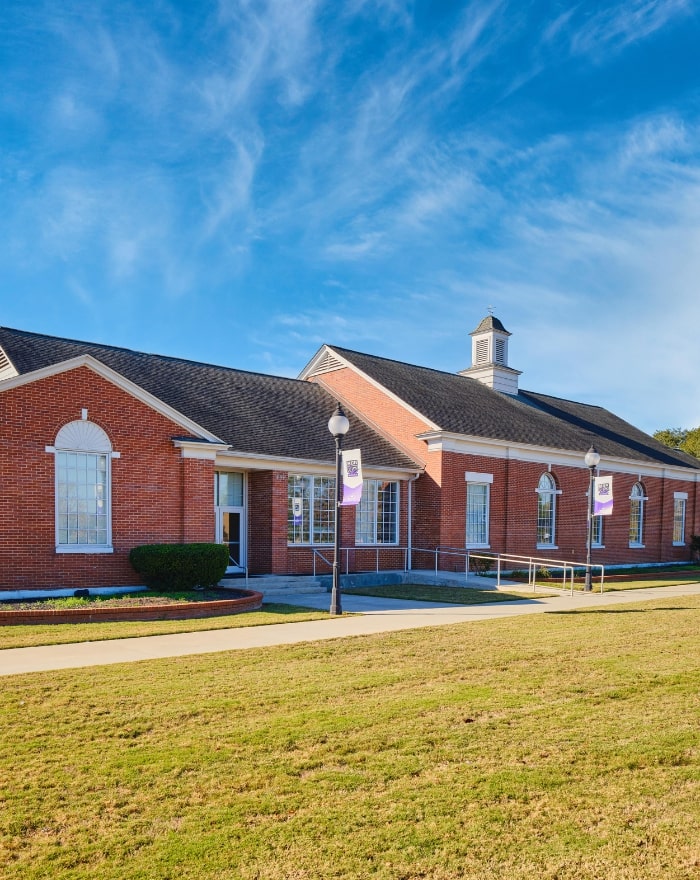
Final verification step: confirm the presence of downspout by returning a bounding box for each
[407,472,421,571]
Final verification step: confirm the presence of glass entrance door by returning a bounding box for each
[215,472,246,573]
[220,508,245,572]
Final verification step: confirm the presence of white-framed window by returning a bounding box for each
[673,493,688,545]
[536,472,559,548]
[356,480,399,545]
[465,472,492,547]
[215,471,244,507]
[50,420,115,553]
[591,514,604,547]
[288,475,335,545]
[629,482,646,547]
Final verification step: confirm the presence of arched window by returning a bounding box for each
[629,482,646,547]
[536,472,558,547]
[53,420,114,552]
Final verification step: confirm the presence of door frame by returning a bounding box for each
[216,506,247,573]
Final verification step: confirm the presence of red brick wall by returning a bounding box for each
[0,366,215,591]
[309,367,700,569]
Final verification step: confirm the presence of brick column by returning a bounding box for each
[182,457,216,543]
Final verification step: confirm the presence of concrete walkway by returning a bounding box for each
[2,583,700,677]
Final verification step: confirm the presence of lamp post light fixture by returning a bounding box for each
[328,403,350,615]
[584,445,601,592]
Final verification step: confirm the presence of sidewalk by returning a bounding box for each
[2,583,699,677]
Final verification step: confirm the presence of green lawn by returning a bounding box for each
[344,584,555,603]
[0,603,328,650]
[518,565,700,593]
[2,595,699,879]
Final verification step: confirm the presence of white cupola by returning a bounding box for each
[459,314,521,394]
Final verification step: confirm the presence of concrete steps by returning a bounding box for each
[219,574,326,597]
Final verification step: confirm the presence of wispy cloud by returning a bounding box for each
[570,0,692,55]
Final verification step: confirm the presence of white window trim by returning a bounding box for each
[465,476,491,549]
[355,479,400,546]
[535,475,561,549]
[47,420,117,554]
[628,484,647,549]
[672,493,688,546]
[591,514,604,549]
[287,474,336,547]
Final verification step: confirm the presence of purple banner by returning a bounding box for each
[593,476,613,516]
[340,449,363,506]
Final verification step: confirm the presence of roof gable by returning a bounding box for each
[323,345,700,472]
[0,353,225,442]
[0,327,419,471]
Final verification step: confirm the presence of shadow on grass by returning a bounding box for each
[551,606,696,615]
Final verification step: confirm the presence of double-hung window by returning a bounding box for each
[629,482,646,547]
[288,475,335,545]
[356,480,398,545]
[536,472,559,548]
[50,420,115,553]
[673,493,688,545]
[465,472,492,547]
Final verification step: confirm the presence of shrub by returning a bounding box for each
[469,555,494,575]
[129,543,229,591]
[536,566,552,580]
[691,535,700,562]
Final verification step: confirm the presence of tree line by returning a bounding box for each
[653,427,700,459]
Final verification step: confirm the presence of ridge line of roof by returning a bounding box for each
[328,344,476,380]
[0,326,315,386]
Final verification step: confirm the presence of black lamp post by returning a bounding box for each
[584,446,601,592]
[328,403,350,615]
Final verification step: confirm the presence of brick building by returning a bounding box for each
[0,316,698,593]
[300,315,700,572]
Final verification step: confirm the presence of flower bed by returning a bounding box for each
[0,589,264,625]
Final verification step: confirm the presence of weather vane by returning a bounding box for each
[487,304,494,316]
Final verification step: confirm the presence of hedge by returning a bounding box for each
[129,543,229,591]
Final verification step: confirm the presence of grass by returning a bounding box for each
[1,595,699,879]
[0,603,328,651]
[344,584,555,603]
[546,567,700,593]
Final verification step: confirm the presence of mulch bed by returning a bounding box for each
[0,588,264,625]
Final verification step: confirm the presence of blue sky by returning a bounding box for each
[1,0,699,435]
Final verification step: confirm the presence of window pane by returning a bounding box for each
[466,483,488,545]
[216,472,244,507]
[673,499,686,544]
[56,452,109,546]
[537,474,556,545]
[629,484,644,544]
[355,480,398,545]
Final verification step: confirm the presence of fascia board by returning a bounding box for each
[301,345,440,432]
[1,355,225,443]
[417,431,700,481]
[215,449,421,480]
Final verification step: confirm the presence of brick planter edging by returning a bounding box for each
[0,590,264,626]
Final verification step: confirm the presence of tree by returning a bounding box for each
[653,426,700,459]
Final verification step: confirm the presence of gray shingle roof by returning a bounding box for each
[471,315,509,335]
[0,328,419,471]
[329,346,700,470]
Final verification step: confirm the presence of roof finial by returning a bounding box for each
[487,304,494,316]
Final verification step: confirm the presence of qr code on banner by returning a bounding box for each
[346,460,359,477]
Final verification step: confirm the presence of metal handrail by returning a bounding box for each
[226,555,248,586]
[412,546,605,595]
[312,546,409,577]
